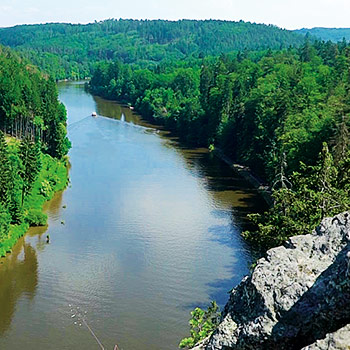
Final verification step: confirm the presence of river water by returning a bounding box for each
[0,82,264,350]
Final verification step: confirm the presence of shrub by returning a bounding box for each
[179,301,220,349]
[40,179,53,198]
[25,209,48,226]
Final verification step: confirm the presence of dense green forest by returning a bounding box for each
[90,39,350,250]
[0,18,349,252]
[0,46,70,257]
[0,19,305,80]
[295,27,350,43]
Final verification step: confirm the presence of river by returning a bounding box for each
[0,82,265,350]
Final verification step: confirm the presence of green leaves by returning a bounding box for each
[179,301,220,349]
[0,131,11,207]
[244,143,350,250]
[0,20,306,80]
[19,137,41,205]
[89,39,350,253]
[0,139,68,256]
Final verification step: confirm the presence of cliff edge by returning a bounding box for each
[193,212,350,350]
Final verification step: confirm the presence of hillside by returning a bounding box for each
[0,19,305,79]
[90,39,350,251]
[295,27,350,42]
[0,45,70,257]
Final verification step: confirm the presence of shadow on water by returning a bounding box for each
[171,147,268,309]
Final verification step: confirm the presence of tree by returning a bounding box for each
[0,131,11,206]
[46,102,70,159]
[300,37,316,62]
[19,137,41,205]
[332,115,349,164]
[0,202,11,240]
[244,143,350,250]
[8,195,22,225]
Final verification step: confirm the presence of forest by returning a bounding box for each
[0,19,305,80]
[89,39,350,250]
[0,20,348,252]
[295,27,350,43]
[0,15,349,350]
[0,46,70,257]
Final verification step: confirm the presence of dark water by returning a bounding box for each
[0,82,265,350]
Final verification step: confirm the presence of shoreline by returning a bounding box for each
[213,148,273,206]
[0,155,69,258]
[87,89,273,207]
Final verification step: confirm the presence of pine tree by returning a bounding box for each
[300,36,316,62]
[8,195,22,225]
[332,115,349,164]
[0,202,11,240]
[19,137,40,205]
[313,143,339,217]
[0,131,11,207]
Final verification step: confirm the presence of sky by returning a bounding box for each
[0,0,349,30]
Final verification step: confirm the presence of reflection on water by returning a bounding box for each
[93,96,142,125]
[42,190,64,222]
[0,237,38,335]
[0,82,265,350]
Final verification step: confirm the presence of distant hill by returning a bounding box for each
[295,27,350,43]
[0,19,305,80]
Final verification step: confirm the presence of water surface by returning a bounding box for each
[0,82,264,350]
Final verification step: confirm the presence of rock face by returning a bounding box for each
[301,324,350,350]
[194,212,350,350]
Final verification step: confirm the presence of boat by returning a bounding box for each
[92,112,97,117]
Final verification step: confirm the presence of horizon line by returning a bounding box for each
[1,18,349,31]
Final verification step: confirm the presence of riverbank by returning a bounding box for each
[212,148,273,206]
[0,81,265,350]
[87,86,272,207]
[0,138,69,257]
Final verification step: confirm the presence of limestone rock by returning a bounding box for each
[194,212,350,350]
[301,324,350,350]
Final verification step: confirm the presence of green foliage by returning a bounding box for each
[0,222,28,257]
[0,46,69,257]
[179,301,220,349]
[9,196,23,225]
[0,47,70,159]
[90,39,350,251]
[0,202,11,241]
[19,137,41,205]
[0,131,11,206]
[89,59,204,144]
[243,144,350,249]
[0,20,305,80]
[90,40,350,178]
[0,140,68,257]
[25,209,48,226]
[295,28,350,43]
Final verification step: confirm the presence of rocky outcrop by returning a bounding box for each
[301,324,350,350]
[194,212,350,350]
